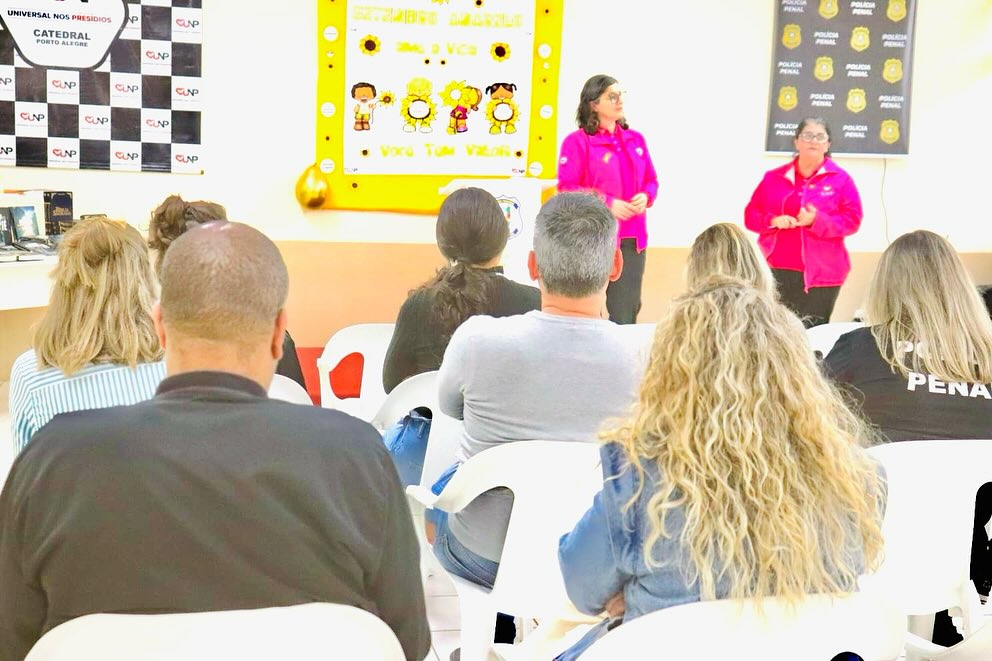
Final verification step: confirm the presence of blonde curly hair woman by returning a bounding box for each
[8,218,165,454]
[557,277,885,656]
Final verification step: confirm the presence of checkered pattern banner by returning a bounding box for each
[0,0,203,173]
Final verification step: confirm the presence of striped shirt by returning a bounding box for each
[8,350,166,455]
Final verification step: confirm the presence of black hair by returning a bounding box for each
[795,116,833,157]
[351,82,376,98]
[416,188,510,344]
[576,74,629,135]
[485,82,517,95]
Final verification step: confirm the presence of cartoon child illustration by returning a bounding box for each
[485,82,518,134]
[351,82,377,131]
[401,77,437,133]
[445,83,483,135]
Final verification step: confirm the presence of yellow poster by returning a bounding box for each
[314,0,563,213]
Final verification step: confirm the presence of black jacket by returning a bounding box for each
[0,371,430,661]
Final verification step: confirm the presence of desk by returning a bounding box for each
[0,258,55,381]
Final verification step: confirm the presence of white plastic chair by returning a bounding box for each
[267,374,313,405]
[806,321,865,357]
[25,602,405,661]
[371,370,440,431]
[408,440,603,661]
[316,323,395,420]
[580,592,906,661]
[864,440,992,660]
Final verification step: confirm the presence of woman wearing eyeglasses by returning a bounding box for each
[744,117,863,327]
[557,74,659,324]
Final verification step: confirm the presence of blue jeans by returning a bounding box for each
[382,408,432,487]
[425,463,500,589]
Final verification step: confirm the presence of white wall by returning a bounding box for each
[1,1,989,250]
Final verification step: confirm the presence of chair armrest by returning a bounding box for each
[406,485,437,509]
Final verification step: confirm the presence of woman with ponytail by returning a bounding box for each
[383,187,541,393]
[9,218,165,454]
[147,195,306,390]
[381,187,540,486]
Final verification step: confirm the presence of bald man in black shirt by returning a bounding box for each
[0,222,430,661]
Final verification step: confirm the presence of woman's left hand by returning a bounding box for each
[629,193,648,214]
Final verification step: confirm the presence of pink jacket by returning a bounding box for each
[557,127,659,251]
[744,157,863,290]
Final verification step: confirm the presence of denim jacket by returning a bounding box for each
[559,442,885,625]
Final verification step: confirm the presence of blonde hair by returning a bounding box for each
[686,223,775,296]
[866,230,992,383]
[34,218,162,374]
[605,277,884,604]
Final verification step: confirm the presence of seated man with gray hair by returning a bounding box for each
[427,192,645,590]
[0,222,430,661]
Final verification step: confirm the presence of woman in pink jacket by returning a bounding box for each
[744,117,863,327]
[557,74,659,324]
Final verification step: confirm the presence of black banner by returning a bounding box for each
[765,0,917,155]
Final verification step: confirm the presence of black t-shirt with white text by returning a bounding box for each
[824,327,992,442]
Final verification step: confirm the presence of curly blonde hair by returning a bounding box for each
[866,230,992,383]
[605,276,885,603]
[34,218,162,374]
[686,223,775,296]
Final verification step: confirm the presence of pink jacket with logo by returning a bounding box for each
[744,157,863,290]
[557,127,659,251]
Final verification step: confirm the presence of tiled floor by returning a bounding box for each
[424,572,461,661]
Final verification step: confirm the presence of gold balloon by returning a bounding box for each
[295,163,330,208]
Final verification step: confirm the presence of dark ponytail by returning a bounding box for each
[416,188,509,343]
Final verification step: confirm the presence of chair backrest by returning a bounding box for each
[370,370,439,431]
[267,374,314,405]
[806,321,865,357]
[864,440,992,617]
[431,440,603,617]
[581,592,906,661]
[25,603,405,661]
[316,323,395,420]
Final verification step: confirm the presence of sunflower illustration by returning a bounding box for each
[440,80,466,108]
[378,90,396,107]
[359,34,381,55]
[491,42,510,62]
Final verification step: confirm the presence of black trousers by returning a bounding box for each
[606,239,646,325]
[771,268,840,329]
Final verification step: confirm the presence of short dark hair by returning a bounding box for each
[795,116,832,156]
[351,82,376,98]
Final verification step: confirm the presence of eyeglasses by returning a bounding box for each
[601,91,624,105]
[798,131,829,143]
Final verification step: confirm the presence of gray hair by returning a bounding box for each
[160,221,289,344]
[533,192,617,297]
